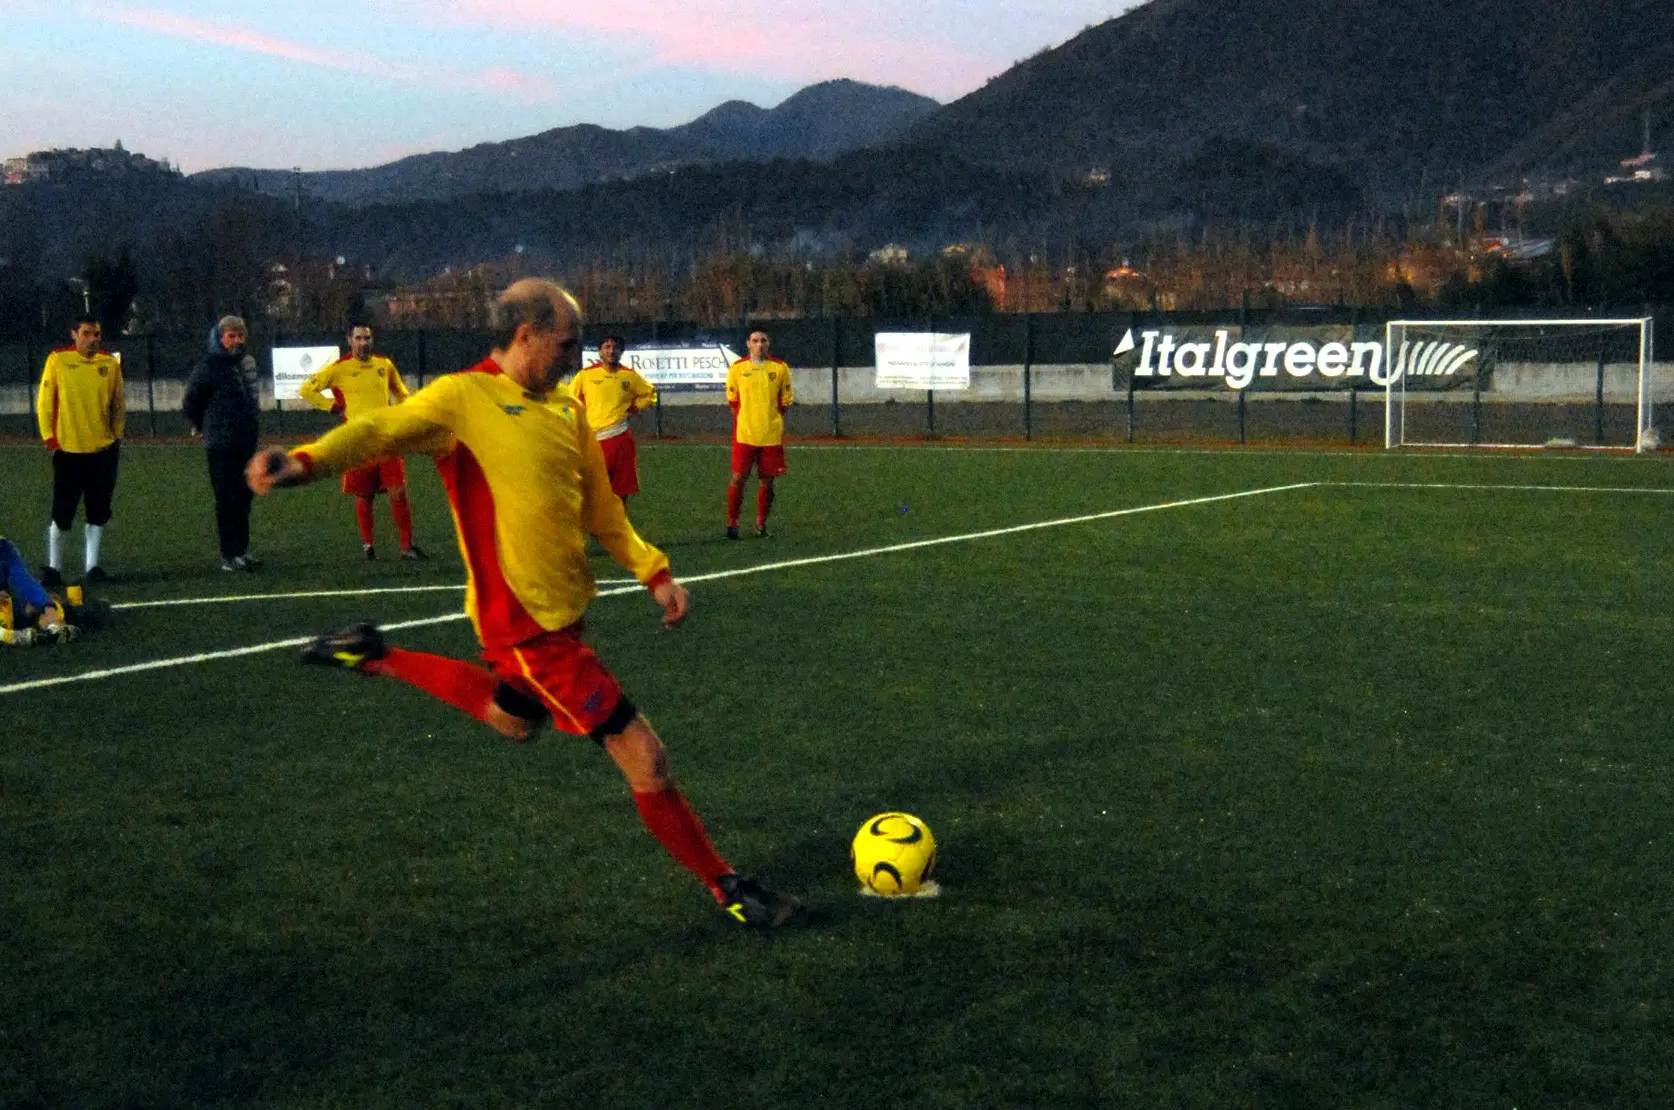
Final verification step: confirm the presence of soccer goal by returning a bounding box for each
[1383,317,1658,451]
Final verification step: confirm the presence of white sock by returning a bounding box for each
[85,524,104,570]
[47,522,64,569]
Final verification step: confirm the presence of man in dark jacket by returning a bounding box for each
[183,315,264,571]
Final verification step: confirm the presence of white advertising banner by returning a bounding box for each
[875,332,972,390]
[580,342,740,392]
[271,345,341,402]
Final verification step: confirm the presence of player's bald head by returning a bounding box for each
[491,278,581,348]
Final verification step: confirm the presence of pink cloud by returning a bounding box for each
[105,7,353,70]
[414,0,995,99]
[103,6,559,104]
[477,67,558,102]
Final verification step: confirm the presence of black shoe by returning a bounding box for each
[83,565,108,585]
[716,873,803,929]
[401,545,428,561]
[755,525,771,539]
[363,544,376,561]
[239,554,263,571]
[39,566,64,589]
[300,621,388,671]
[725,525,740,541]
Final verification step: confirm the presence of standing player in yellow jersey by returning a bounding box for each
[724,328,794,539]
[36,315,124,586]
[246,279,802,930]
[298,323,426,560]
[569,334,657,505]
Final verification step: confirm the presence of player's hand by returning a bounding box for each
[246,447,304,494]
[652,577,689,628]
[43,437,59,452]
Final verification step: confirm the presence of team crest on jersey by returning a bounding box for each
[501,404,525,416]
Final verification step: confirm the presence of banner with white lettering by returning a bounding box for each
[1111,325,1472,392]
[271,345,341,402]
[875,332,972,390]
[579,342,739,392]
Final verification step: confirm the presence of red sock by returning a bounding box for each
[725,483,744,528]
[633,785,733,898]
[756,484,775,529]
[391,496,414,549]
[355,497,376,545]
[365,647,497,721]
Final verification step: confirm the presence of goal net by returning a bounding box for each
[1383,318,1658,451]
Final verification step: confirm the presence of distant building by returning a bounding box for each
[2,142,180,186]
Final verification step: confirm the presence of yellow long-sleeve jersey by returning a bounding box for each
[37,347,124,451]
[570,364,656,438]
[291,358,669,647]
[725,357,793,446]
[298,354,408,420]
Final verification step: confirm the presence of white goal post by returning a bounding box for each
[1383,317,1657,452]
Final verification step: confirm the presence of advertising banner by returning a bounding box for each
[581,341,739,393]
[271,345,341,402]
[1111,325,1477,392]
[875,332,972,390]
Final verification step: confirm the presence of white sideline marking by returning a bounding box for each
[109,579,639,611]
[675,483,1321,588]
[1332,481,1674,495]
[0,484,1313,697]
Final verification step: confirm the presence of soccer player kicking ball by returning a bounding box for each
[247,279,801,930]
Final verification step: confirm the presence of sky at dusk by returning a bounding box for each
[2,1,1144,174]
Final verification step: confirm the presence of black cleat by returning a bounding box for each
[716,873,803,929]
[725,525,740,541]
[83,565,108,585]
[755,525,771,538]
[39,566,64,589]
[363,544,376,561]
[400,545,428,561]
[301,621,388,671]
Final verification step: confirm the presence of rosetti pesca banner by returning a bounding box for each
[1113,325,1482,393]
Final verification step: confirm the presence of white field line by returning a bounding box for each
[109,579,639,612]
[0,483,1314,697]
[1330,481,1674,494]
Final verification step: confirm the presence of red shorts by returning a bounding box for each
[481,625,627,737]
[342,457,407,497]
[731,442,787,478]
[598,432,640,497]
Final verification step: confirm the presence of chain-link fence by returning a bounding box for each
[4,309,1668,447]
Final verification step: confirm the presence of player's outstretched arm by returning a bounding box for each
[246,447,307,494]
[651,576,689,628]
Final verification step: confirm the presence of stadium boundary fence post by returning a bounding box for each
[829,315,841,439]
[145,334,157,436]
[1023,312,1034,442]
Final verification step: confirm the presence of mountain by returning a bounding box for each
[904,0,1674,201]
[192,79,939,205]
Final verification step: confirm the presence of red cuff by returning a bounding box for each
[291,449,317,477]
[646,569,673,593]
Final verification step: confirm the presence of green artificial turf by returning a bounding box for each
[3,441,1673,1108]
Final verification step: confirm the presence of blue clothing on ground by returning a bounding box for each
[0,536,51,613]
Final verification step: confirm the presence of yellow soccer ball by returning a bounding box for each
[851,812,937,895]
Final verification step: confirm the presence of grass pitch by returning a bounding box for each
[3,440,1674,1108]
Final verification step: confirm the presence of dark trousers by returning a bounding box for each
[205,444,254,559]
[50,442,120,529]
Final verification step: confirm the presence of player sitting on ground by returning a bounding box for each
[1,532,79,646]
[245,278,802,930]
